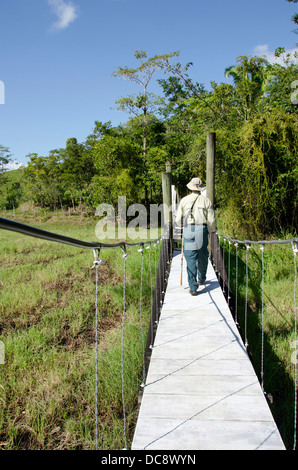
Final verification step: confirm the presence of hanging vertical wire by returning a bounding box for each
[91,248,105,451]
[138,245,146,388]
[146,245,154,348]
[228,240,231,308]
[163,236,167,294]
[292,242,297,450]
[121,247,129,450]
[217,234,221,277]
[159,240,163,313]
[235,243,239,326]
[223,238,226,297]
[154,242,157,280]
[154,243,159,326]
[157,239,162,318]
[168,228,173,269]
[245,244,251,351]
[161,238,165,299]
[95,258,99,450]
[260,244,265,393]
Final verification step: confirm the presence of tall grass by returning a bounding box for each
[220,237,297,449]
[2,210,296,449]
[0,213,157,449]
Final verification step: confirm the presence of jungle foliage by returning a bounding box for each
[1,49,297,238]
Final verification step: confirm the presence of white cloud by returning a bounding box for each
[4,162,25,171]
[253,44,298,65]
[48,0,78,31]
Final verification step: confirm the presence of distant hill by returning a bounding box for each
[0,167,25,209]
[2,167,25,190]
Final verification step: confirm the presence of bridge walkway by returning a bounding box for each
[132,250,286,450]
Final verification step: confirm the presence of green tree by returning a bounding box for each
[159,53,298,236]
[0,145,12,188]
[286,0,298,37]
[263,48,298,113]
[112,50,179,158]
[90,130,140,207]
[61,138,95,209]
[24,153,61,208]
[224,55,269,120]
[124,115,169,203]
[5,181,22,209]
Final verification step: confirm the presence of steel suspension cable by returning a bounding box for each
[138,245,146,388]
[222,237,226,296]
[95,257,100,450]
[293,241,297,450]
[154,243,159,327]
[244,244,250,351]
[121,247,129,450]
[228,240,231,307]
[147,245,154,349]
[218,232,298,449]
[235,243,239,326]
[0,216,172,451]
[91,249,105,450]
[260,244,265,393]
[217,232,298,246]
[0,216,166,250]
[159,241,163,319]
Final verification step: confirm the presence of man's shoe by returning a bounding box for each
[189,289,198,296]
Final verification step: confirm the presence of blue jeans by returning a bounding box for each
[183,225,209,291]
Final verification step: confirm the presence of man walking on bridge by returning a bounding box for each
[175,177,217,296]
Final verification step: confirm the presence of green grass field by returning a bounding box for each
[220,237,297,449]
[0,211,297,449]
[0,213,157,449]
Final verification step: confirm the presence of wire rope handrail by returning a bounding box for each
[0,215,173,450]
[211,232,297,450]
[217,232,298,245]
[0,216,169,249]
[5,215,296,448]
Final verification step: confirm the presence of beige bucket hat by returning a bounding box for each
[187,177,206,191]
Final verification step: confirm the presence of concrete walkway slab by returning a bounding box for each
[132,251,285,450]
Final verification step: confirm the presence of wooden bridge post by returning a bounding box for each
[162,161,173,244]
[206,132,216,206]
[206,132,216,265]
[206,132,235,317]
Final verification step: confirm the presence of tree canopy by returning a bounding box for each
[1,47,297,238]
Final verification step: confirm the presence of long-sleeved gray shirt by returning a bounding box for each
[175,192,217,232]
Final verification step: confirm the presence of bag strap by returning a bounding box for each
[189,195,199,217]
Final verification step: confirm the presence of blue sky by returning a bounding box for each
[0,0,297,167]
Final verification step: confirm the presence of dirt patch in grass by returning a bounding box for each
[0,309,42,333]
[43,260,122,290]
[0,260,123,338]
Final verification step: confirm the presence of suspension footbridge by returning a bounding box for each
[0,215,296,450]
[132,249,286,450]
